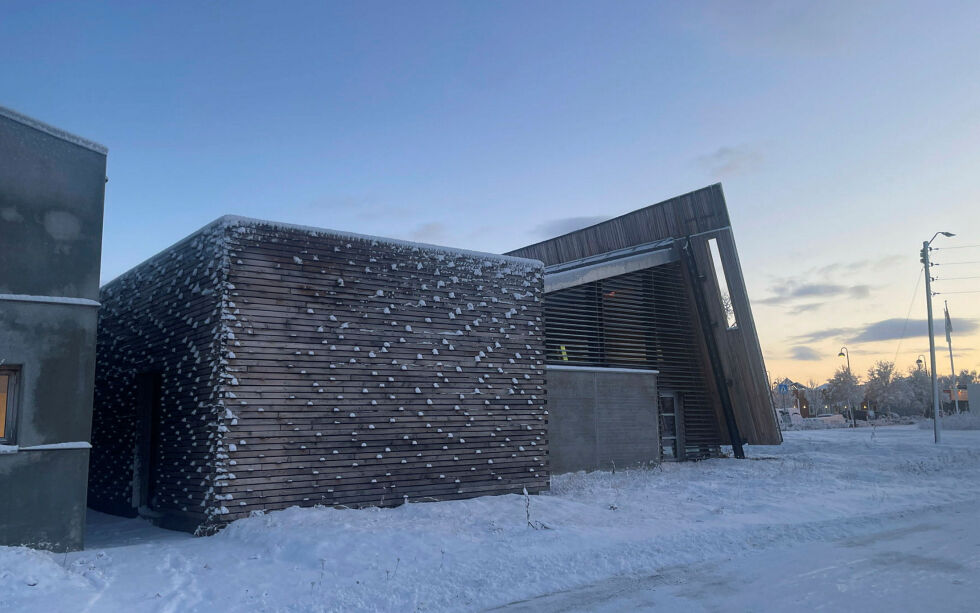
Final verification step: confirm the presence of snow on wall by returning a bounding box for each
[89,226,230,530]
[215,221,548,522]
[91,217,548,533]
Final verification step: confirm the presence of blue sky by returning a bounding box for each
[3,1,979,381]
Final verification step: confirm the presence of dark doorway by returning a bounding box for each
[135,372,163,513]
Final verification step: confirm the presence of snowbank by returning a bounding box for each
[918,412,980,430]
[3,426,980,612]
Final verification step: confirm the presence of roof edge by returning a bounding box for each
[0,104,108,155]
[505,183,723,256]
[216,215,544,268]
[101,214,544,291]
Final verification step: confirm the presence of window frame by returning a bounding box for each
[0,366,20,445]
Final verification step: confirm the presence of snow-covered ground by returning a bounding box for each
[3,426,979,612]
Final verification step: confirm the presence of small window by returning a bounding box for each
[0,367,19,444]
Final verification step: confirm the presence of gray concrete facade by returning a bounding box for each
[546,365,659,473]
[0,106,106,552]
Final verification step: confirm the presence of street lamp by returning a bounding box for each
[921,231,956,444]
[916,355,926,373]
[838,346,856,427]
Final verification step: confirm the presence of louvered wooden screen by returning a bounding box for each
[543,263,723,455]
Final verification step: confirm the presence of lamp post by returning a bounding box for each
[921,231,955,444]
[838,346,856,427]
[916,355,926,374]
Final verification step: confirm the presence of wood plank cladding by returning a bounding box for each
[507,184,730,267]
[90,227,228,529]
[92,217,548,534]
[508,184,781,446]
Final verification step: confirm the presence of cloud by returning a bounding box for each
[791,317,979,344]
[790,346,821,361]
[533,216,611,238]
[789,303,824,315]
[813,255,902,277]
[852,318,979,343]
[792,326,855,344]
[695,145,762,178]
[699,1,869,57]
[759,281,872,306]
[408,222,449,243]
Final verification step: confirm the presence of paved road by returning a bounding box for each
[491,500,980,612]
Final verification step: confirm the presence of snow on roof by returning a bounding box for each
[0,104,108,155]
[102,214,543,290]
[217,215,544,267]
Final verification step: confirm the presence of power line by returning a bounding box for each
[932,244,980,250]
[933,260,980,265]
[935,275,980,281]
[936,290,980,295]
[892,266,923,366]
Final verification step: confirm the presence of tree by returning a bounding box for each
[864,361,913,414]
[905,366,933,417]
[826,366,860,414]
[956,369,978,387]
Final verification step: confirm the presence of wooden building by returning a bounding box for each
[507,184,781,462]
[89,217,548,533]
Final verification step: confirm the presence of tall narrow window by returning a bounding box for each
[0,367,19,444]
[707,238,738,329]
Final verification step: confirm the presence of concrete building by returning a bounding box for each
[0,106,107,551]
[89,217,547,534]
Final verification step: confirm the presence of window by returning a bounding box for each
[0,367,19,444]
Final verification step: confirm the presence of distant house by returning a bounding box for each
[88,218,547,533]
[0,106,107,551]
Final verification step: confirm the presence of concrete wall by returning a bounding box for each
[0,448,90,551]
[0,108,106,551]
[547,366,659,473]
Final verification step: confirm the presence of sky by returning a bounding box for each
[2,1,978,383]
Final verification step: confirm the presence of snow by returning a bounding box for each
[15,442,92,451]
[499,499,980,611]
[219,215,544,269]
[919,412,980,430]
[3,427,980,612]
[0,294,100,307]
[0,442,92,454]
[0,104,108,154]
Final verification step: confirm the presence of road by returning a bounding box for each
[491,499,980,612]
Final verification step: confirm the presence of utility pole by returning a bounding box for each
[921,240,942,443]
[945,300,960,415]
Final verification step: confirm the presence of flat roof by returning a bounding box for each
[102,214,543,290]
[0,104,108,155]
[219,215,544,267]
